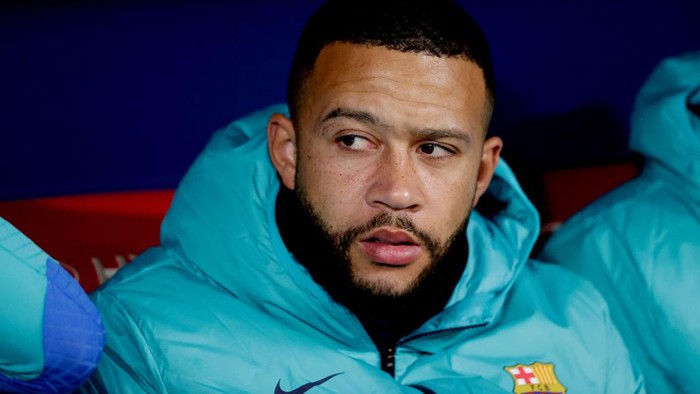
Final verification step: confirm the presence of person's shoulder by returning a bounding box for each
[91,247,222,319]
[501,259,617,343]
[540,172,693,268]
[94,247,181,294]
[91,246,260,372]
[560,179,647,229]
[550,174,673,238]
[514,259,609,316]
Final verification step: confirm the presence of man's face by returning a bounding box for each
[270,43,500,298]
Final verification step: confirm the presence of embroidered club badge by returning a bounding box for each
[504,362,567,394]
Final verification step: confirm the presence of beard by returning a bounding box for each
[275,184,470,336]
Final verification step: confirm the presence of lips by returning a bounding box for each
[358,228,422,266]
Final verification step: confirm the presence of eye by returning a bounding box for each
[336,134,374,151]
[418,143,454,158]
[339,135,357,147]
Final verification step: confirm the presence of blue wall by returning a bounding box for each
[1,0,698,200]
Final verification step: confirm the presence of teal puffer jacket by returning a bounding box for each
[540,51,700,393]
[88,105,643,393]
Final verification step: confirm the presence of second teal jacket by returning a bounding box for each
[540,51,700,394]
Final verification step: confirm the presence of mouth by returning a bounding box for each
[358,228,422,266]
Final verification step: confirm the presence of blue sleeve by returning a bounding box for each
[0,218,105,393]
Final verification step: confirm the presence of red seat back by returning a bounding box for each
[0,190,174,292]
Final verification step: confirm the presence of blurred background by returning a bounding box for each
[2,0,699,201]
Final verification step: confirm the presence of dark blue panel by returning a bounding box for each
[1,0,698,200]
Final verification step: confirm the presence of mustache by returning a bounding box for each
[334,212,441,256]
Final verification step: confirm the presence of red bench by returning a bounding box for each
[0,190,174,292]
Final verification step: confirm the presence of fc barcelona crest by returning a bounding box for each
[504,362,567,394]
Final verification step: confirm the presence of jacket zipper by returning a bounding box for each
[381,346,396,376]
[382,322,489,377]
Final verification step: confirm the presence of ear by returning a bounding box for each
[472,136,503,207]
[267,113,298,190]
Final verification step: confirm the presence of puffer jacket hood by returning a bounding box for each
[160,104,540,340]
[630,50,700,191]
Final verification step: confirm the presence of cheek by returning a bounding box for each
[419,165,477,235]
[297,149,374,230]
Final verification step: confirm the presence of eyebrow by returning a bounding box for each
[412,127,472,146]
[321,107,388,129]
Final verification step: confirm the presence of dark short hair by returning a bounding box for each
[287,0,495,126]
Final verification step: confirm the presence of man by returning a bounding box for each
[539,51,700,393]
[88,1,644,392]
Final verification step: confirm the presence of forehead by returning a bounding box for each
[298,43,488,135]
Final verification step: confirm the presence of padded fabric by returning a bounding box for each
[0,218,105,393]
[86,105,643,393]
[0,218,46,379]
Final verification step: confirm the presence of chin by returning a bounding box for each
[352,270,422,298]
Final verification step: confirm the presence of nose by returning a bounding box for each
[366,149,424,212]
